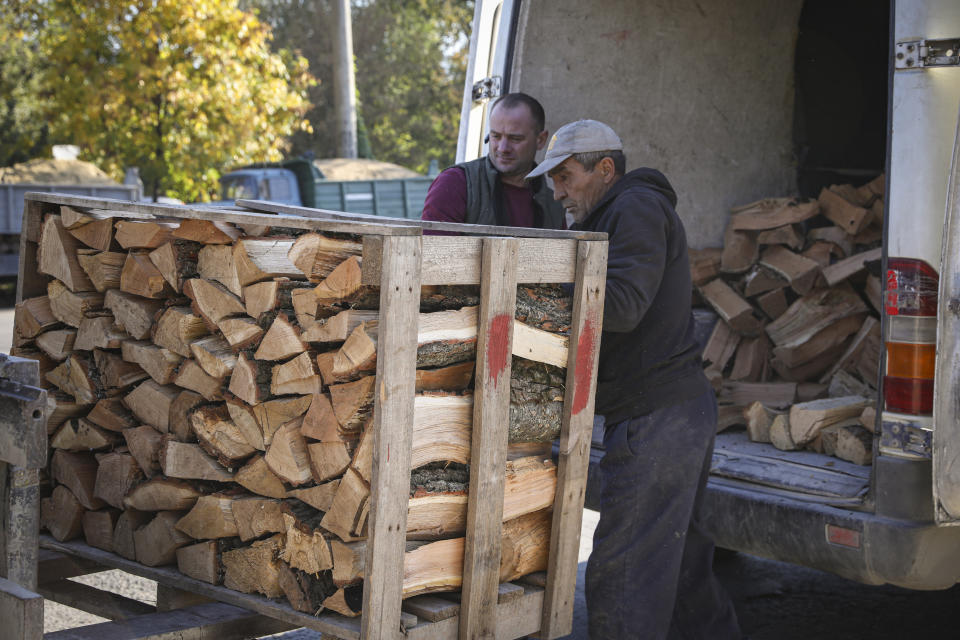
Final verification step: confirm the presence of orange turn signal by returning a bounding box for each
[885,342,936,380]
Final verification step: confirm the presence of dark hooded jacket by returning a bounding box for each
[571,168,710,422]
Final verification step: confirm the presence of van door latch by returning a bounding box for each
[472,76,502,102]
[895,38,960,69]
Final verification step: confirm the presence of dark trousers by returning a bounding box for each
[585,390,741,639]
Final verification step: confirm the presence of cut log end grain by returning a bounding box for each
[41,485,86,541]
[190,403,256,468]
[222,534,286,598]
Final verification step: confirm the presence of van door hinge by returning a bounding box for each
[472,76,502,102]
[895,38,960,69]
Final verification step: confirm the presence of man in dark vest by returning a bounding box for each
[421,92,566,229]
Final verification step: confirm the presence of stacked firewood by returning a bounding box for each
[691,176,885,464]
[13,204,569,616]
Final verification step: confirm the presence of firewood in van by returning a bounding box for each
[771,313,866,369]
[688,247,722,286]
[829,183,875,208]
[801,241,838,269]
[818,316,880,384]
[702,320,741,374]
[756,288,789,320]
[105,289,164,340]
[728,198,820,231]
[806,226,853,257]
[835,424,874,465]
[742,265,787,298]
[770,348,841,383]
[698,279,762,335]
[148,239,201,293]
[719,228,758,274]
[765,285,868,349]
[788,395,871,446]
[743,402,780,444]
[827,369,874,399]
[719,381,797,409]
[768,414,799,451]
[757,224,804,251]
[728,335,770,382]
[821,247,883,287]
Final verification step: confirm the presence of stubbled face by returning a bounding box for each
[549,158,611,224]
[487,103,547,180]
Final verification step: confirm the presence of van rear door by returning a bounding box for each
[456,0,518,163]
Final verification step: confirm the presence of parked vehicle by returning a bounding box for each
[462,0,960,588]
[218,158,432,220]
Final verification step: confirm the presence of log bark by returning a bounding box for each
[148,240,201,293]
[221,534,285,598]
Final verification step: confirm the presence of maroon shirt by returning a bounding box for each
[421,167,538,229]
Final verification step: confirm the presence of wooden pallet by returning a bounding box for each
[3,193,608,640]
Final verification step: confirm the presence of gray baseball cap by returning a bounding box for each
[525,119,623,179]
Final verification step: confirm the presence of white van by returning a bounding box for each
[457,0,960,588]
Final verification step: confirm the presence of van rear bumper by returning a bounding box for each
[701,479,960,590]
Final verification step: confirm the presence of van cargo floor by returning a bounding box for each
[710,431,871,505]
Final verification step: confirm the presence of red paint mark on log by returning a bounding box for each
[572,316,598,415]
[486,314,512,386]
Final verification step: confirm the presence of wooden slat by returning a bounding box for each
[539,240,607,639]
[0,576,43,640]
[38,578,155,620]
[38,550,107,584]
[361,235,422,640]
[16,199,49,303]
[460,238,518,639]
[362,236,579,285]
[43,601,292,640]
[23,192,420,237]
[40,536,363,639]
[404,585,545,640]
[237,198,606,240]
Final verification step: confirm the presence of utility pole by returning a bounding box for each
[332,0,358,158]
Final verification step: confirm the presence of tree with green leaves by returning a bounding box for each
[34,0,314,201]
[0,7,52,166]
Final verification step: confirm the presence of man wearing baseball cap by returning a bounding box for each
[528,120,741,639]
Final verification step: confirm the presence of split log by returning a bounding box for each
[60,205,96,229]
[756,288,788,320]
[190,335,237,381]
[52,450,105,510]
[160,439,234,482]
[82,509,120,552]
[104,289,163,340]
[818,187,871,235]
[281,510,333,576]
[149,240,201,293]
[124,477,202,511]
[115,220,177,249]
[173,219,240,244]
[818,317,880,384]
[254,395,313,444]
[230,497,287,542]
[770,313,866,368]
[134,510,192,567]
[702,320,740,374]
[323,587,363,617]
[125,381,179,432]
[175,359,223,401]
[807,226,853,257]
[278,566,337,614]
[183,278,246,330]
[51,418,119,452]
[86,397,136,432]
[46,392,91,433]
[313,255,365,303]
[221,534,285,598]
[688,248,722,287]
[288,480,339,512]
[768,414,799,451]
[39,215,95,291]
[218,319,263,353]
[46,353,101,405]
[765,286,868,349]
[120,253,172,298]
[719,381,797,409]
[329,376,375,432]
[831,183,874,208]
[272,352,323,396]
[14,295,59,338]
[742,265,787,298]
[828,369,873,399]
[757,224,804,250]
[219,396,262,452]
[41,485,85,541]
[121,340,181,385]
[770,348,841,383]
[154,307,210,358]
[291,287,320,329]
[717,404,746,431]
[234,455,288,499]
[729,335,770,382]
[301,309,378,343]
[76,251,125,292]
[719,228,758,274]
[788,396,871,446]
[416,361,475,392]
[320,467,369,542]
[287,234,363,282]
[176,494,240,539]
[821,247,883,287]
[300,393,342,442]
[308,441,351,483]
[227,352,271,406]
[124,425,164,478]
[94,348,147,389]
[176,538,244,585]
[728,199,820,231]
[113,509,152,560]
[698,279,761,335]
[75,315,128,351]
[197,245,242,297]
[264,419,313,486]
[37,329,76,361]
[190,403,255,468]
[802,241,841,268]
[411,394,472,468]
[255,313,306,361]
[743,401,780,443]
[835,425,873,465]
[759,246,820,296]
[48,280,104,328]
[230,238,301,287]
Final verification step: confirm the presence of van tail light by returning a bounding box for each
[884,258,938,415]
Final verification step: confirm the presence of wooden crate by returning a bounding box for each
[13,192,608,640]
